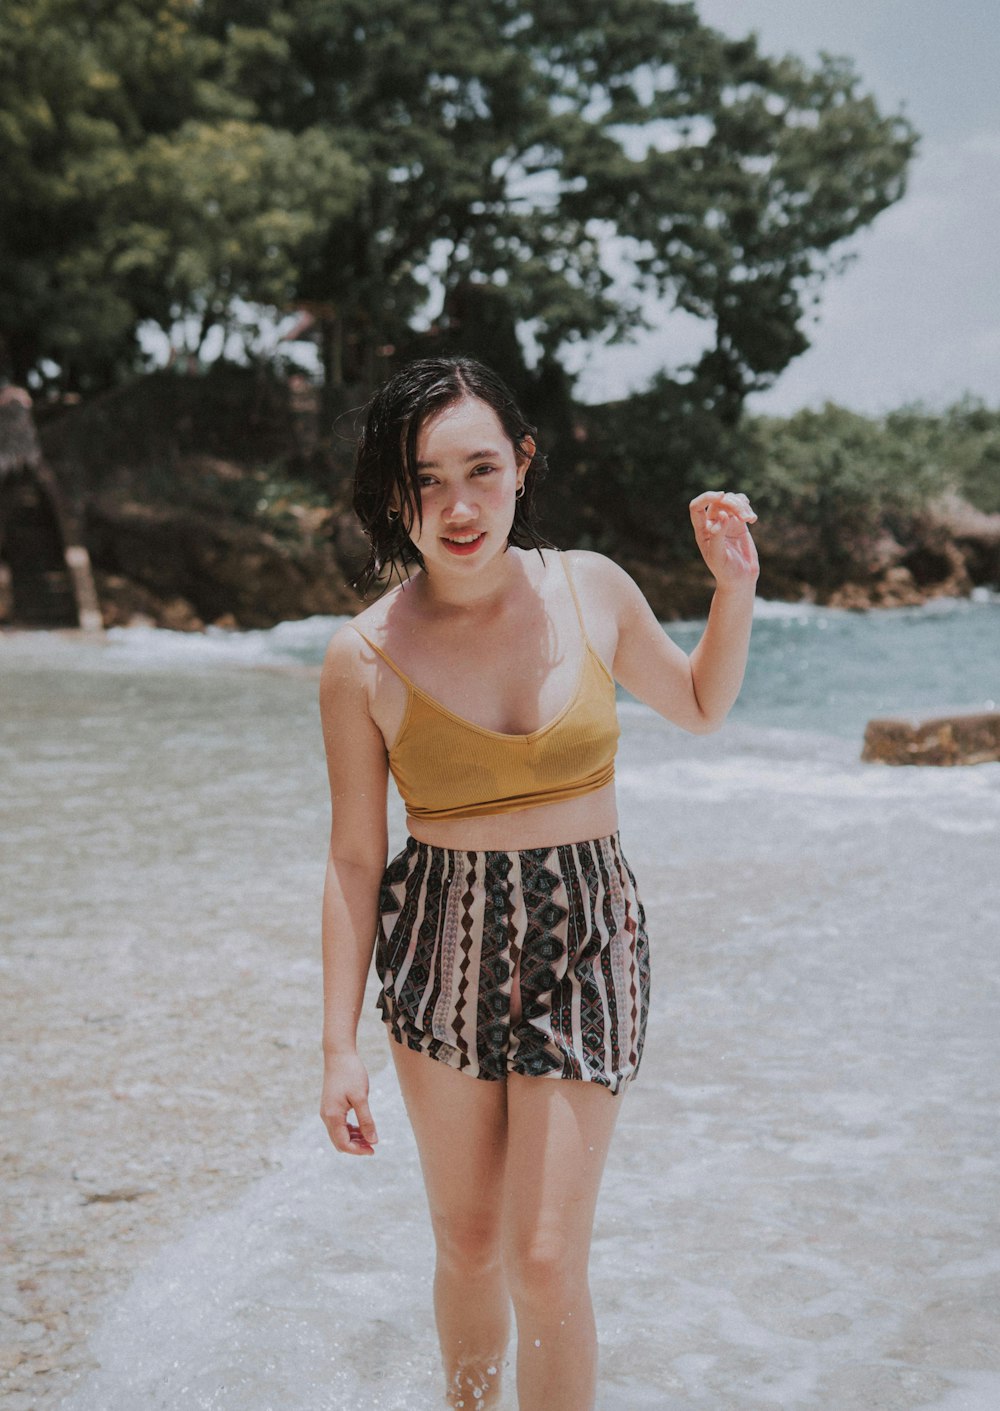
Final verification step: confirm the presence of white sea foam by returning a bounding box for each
[616,749,1000,813]
[101,614,346,669]
[57,1077,452,1411]
[752,596,834,620]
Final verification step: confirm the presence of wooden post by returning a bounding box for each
[0,390,104,632]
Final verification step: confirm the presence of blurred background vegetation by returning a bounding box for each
[2,0,997,621]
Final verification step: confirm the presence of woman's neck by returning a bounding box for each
[415,547,531,618]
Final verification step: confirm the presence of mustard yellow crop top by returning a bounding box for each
[351,554,619,821]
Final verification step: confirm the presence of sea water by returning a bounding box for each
[74,588,1000,738]
[2,598,999,1411]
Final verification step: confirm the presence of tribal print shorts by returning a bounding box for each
[375,833,651,1094]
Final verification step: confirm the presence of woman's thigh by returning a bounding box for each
[391,1041,508,1256]
[501,1073,624,1284]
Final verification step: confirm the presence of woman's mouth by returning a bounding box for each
[441,531,486,556]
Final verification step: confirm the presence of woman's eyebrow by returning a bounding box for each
[415,447,503,470]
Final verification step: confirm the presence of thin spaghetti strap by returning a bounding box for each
[559,552,592,644]
[348,625,415,688]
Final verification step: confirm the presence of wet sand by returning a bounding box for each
[2,631,999,1410]
[0,637,356,1409]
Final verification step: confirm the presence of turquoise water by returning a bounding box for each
[675,595,1000,738]
[89,593,1000,742]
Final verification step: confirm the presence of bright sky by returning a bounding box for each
[572,0,1000,415]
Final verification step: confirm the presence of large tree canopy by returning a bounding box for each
[198,0,916,396]
[0,0,362,388]
[0,0,222,386]
[1,0,916,407]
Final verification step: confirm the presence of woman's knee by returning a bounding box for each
[503,1230,587,1308]
[431,1207,503,1274]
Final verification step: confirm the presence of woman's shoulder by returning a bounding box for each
[319,593,396,694]
[558,547,621,576]
[323,582,409,662]
[558,548,644,609]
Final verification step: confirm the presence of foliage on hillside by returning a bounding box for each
[34,366,1000,627]
[550,390,1000,604]
[748,400,1000,518]
[739,400,1000,601]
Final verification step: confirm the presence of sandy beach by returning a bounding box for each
[2,624,999,1410]
[0,635,353,1410]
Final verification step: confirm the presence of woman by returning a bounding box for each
[318,357,758,1411]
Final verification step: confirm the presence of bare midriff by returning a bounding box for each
[406,778,619,852]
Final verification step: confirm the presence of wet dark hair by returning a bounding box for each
[351,356,552,596]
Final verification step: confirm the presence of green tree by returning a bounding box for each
[745,404,944,585]
[111,119,365,361]
[572,375,760,556]
[198,0,916,402]
[885,401,1000,515]
[0,0,223,388]
[0,0,362,390]
[3,0,916,416]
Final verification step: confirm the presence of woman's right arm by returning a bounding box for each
[318,627,390,1156]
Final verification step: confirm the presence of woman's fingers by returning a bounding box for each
[321,1100,350,1152]
[690,489,758,525]
[690,490,758,547]
[688,488,760,583]
[320,1055,378,1156]
[326,1107,376,1155]
[351,1094,379,1149]
[322,1096,378,1156]
[346,1122,376,1153]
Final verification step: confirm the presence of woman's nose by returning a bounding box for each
[444,492,477,521]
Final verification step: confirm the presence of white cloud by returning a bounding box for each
[748,131,1000,414]
[576,129,1000,413]
[576,0,1000,413]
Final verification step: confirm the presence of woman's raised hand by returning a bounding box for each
[689,490,760,589]
[320,1052,379,1156]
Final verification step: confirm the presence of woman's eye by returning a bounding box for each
[417,476,437,488]
[472,464,496,476]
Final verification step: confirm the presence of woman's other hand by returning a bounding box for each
[320,1052,379,1155]
[689,490,760,589]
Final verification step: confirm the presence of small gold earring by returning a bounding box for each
[386,507,400,522]
[515,484,525,500]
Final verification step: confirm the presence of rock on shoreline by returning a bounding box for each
[862,710,1000,766]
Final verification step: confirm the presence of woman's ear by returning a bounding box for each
[387,490,410,528]
[516,435,537,480]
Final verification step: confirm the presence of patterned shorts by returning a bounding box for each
[375,833,651,1095]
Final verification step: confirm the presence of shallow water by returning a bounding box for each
[71,591,1000,739]
[2,613,999,1410]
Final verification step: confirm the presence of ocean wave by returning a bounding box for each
[102,615,347,669]
[616,753,1000,807]
[752,596,833,620]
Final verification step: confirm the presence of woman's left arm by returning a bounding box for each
[606,491,759,734]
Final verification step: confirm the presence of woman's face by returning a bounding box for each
[403,396,533,573]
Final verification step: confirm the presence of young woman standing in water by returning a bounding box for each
[318,357,758,1411]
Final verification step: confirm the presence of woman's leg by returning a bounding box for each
[390,1041,511,1408]
[502,1074,624,1411]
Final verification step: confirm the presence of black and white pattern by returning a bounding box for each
[376,833,651,1095]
